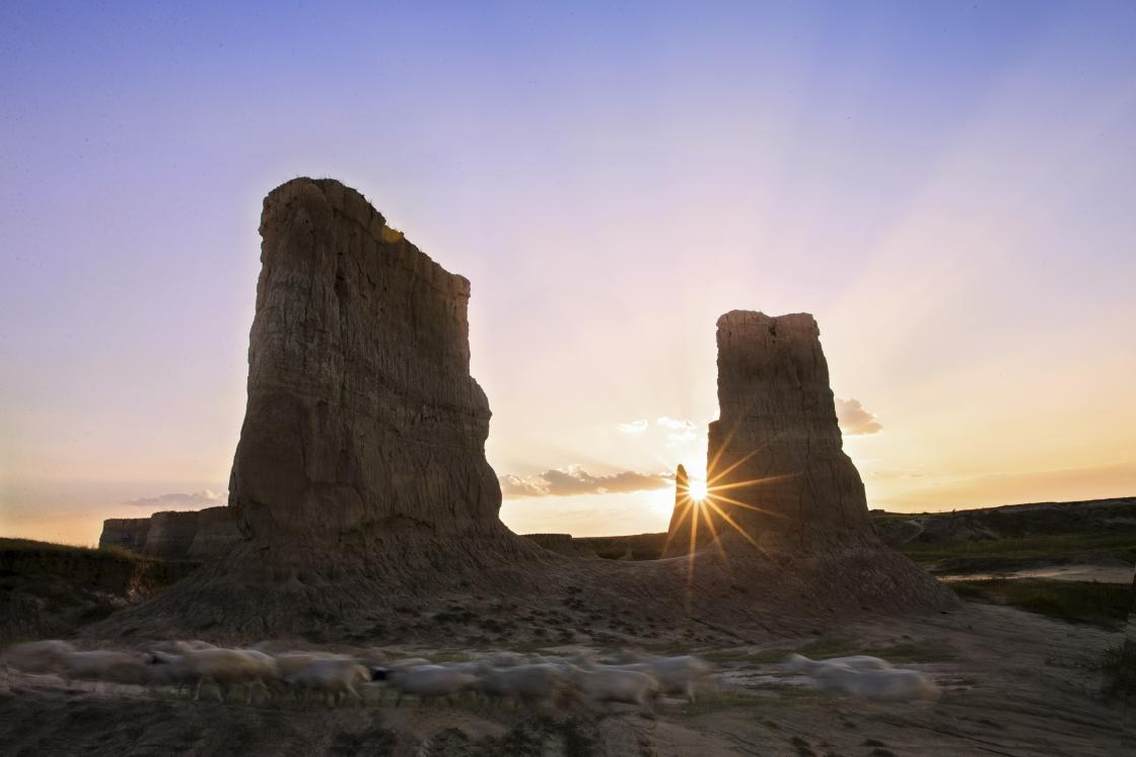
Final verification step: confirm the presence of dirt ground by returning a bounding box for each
[0,602,1129,756]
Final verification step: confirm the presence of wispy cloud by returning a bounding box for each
[616,419,649,434]
[500,466,672,497]
[124,489,226,509]
[835,398,883,436]
[657,416,697,445]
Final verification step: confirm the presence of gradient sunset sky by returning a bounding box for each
[2,1,1134,546]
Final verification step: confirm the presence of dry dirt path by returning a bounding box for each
[0,603,1128,755]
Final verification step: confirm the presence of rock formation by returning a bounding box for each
[523,533,597,558]
[95,178,545,637]
[664,311,874,557]
[228,178,507,545]
[95,181,953,640]
[99,518,150,554]
[872,496,1136,548]
[98,507,241,561]
[186,507,243,560]
[663,464,698,554]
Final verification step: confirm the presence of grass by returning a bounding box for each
[952,578,1130,629]
[897,530,1136,566]
[0,537,153,562]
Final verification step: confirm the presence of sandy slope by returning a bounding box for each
[0,603,1128,756]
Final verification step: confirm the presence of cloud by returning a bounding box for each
[124,489,226,510]
[498,474,548,498]
[616,419,649,434]
[657,416,698,445]
[835,398,883,435]
[500,466,672,498]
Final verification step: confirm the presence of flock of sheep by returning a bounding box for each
[2,640,711,712]
[2,640,939,711]
[786,653,940,701]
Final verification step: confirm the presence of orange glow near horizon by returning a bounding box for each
[663,447,798,593]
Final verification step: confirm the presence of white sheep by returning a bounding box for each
[61,650,147,688]
[262,652,339,701]
[786,653,891,674]
[284,657,372,706]
[273,651,351,680]
[1,640,76,674]
[144,650,198,695]
[385,656,433,670]
[811,665,940,702]
[475,663,568,709]
[602,655,713,702]
[149,647,278,703]
[382,664,477,706]
[567,667,660,711]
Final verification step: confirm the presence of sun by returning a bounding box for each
[687,477,708,502]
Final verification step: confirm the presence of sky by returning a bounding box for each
[2,1,1134,546]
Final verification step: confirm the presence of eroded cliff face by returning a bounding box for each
[92,184,953,640]
[99,519,150,553]
[666,311,872,556]
[229,178,505,544]
[98,507,241,561]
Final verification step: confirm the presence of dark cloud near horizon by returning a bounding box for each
[835,398,883,435]
[500,467,672,498]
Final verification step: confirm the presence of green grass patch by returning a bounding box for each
[0,537,155,563]
[1,537,104,554]
[898,530,1136,565]
[952,578,1129,629]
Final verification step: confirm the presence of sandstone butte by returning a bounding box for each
[663,311,875,558]
[93,178,953,641]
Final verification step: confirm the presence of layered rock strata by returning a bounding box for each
[99,518,151,554]
[98,507,241,561]
[94,182,953,640]
[229,178,506,545]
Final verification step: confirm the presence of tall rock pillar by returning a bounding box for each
[666,311,872,555]
[228,178,507,546]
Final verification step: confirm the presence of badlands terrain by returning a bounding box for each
[2,179,1131,754]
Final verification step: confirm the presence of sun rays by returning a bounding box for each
[664,436,799,597]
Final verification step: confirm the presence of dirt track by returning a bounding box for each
[1,602,1129,756]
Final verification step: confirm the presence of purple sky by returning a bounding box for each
[2,2,1134,545]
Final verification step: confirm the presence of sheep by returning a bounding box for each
[811,665,940,702]
[60,650,147,689]
[165,640,217,653]
[566,667,660,712]
[785,653,891,675]
[147,647,279,703]
[144,650,199,695]
[379,664,477,706]
[601,655,713,703]
[1,640,76,674]
[475,663,569,710]
[284,657,371,706]
[385,656,432,670]
[273,651,352,680]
